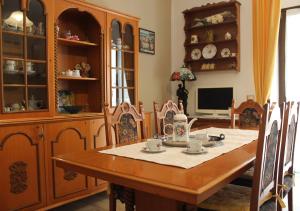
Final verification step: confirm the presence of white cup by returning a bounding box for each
[187,138,202,152]
[66,70,73,77]
[196,133,210,145]
[146,139,162,151]
[73,69,81,77]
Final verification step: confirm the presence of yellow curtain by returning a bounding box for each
[252,0,281,105]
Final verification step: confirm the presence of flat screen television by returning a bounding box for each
[195,87,233,116]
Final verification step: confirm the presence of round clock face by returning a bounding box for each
[221,48,231,58]
[191,48,201,60]
[202,44,217,59]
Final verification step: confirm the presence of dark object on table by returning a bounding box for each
[60,105,82,114]
[209,133,225,141]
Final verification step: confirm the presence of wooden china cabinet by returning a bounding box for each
[0,0,142,210]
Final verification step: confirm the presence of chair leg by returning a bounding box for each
[288,189,293,211]
[109,192,117,211]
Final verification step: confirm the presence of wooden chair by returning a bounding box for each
[153,100,183,136]
[104,102,146,211]
[104,101,146,146]
[231,99,264,129]
[198,103,285,211]
[277,102,299,211]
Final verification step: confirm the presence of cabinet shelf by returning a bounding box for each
[57,38,98,47]
[3,84,25,87]
[193,69,238,72]
[185,39,237,47]
[57,76,99,81]
[2,30,24,36]
[185,57,237,63]
[2,30,46,39]
[2,57,46,63]
[185,20,237,31]
[111,47,134,53]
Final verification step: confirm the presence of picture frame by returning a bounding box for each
[139,28,155,55]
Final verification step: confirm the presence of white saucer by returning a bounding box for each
[202,141,224,148]
[182,148,208,155]
[141,147,166,153]
[4,69,19,74]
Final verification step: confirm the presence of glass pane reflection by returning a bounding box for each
[3,33,24,58]
[27,62,47,85]
[28,87,48,110]
[3,87,26,113]
[27,37,46,60]
[111,88,123,107]
[111,68,123,87]
[3,59,24,84]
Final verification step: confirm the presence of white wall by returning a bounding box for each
[282,0,300,8]
[171,0,255,115]
[86,0,172,111]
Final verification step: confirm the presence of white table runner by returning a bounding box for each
[99,127,258,169]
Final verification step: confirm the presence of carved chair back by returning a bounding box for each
[231,99,264,129]
[153,100,183,136]
[250,103,284,210]
[278,102,299,196]
[104,102,146,146]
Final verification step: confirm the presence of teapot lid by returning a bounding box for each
[174,113,187,121]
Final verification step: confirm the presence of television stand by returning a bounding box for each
[188,114,231,129]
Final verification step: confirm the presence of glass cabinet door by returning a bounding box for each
[110,21,135,106]
[1,0,48,113]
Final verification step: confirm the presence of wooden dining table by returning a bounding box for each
[53,139,257,211]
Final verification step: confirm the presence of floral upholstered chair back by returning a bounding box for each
[250,103,283,211]
[104,102,146,145]
[278,102,299,197]
[153,100,183,136]
[231,99,264,129]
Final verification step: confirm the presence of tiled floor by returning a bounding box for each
[51,192,124,211]
[51,173,300,211]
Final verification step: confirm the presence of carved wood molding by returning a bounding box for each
[63,169,78,181]
[0,132,38,150]
[93,123,105,148]
[111,184,135,211]
[51,127,86,145]
[9,161,28,194]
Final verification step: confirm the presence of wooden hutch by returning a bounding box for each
[0,0,145,210]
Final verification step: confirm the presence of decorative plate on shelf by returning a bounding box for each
[202,44,217,59]
[191,48,201,60]
[221,48,231,58]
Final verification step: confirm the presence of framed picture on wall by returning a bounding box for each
[139,28,155,55]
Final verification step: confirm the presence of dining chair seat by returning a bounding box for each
[198,184,276,211]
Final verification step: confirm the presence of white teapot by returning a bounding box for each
[173,113,197,142]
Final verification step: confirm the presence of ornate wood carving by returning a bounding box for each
[9,161,28,194]
[63,169,78,181]
[111,184,135,211]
